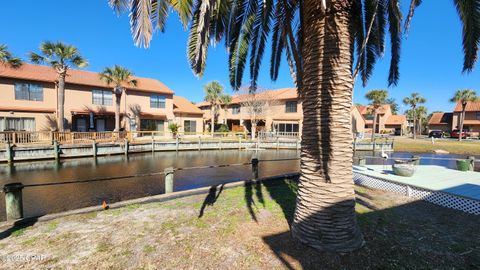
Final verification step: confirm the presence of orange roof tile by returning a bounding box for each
[356,104,390,115]
[453,101,480,112]
[428,112,452,125]
[386,115,407,125]
[173,96,203,115]
[196,88,298,108]
[0,63,174,95]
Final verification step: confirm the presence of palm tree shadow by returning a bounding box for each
[198,184,224,218]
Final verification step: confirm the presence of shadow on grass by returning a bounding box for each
[0,217,39,240]
[198,184,224,218]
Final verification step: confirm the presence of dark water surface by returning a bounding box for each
[0,150,300,220]
[0,149,478,221]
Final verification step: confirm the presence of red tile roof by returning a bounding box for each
[0,63,174,95]
[196,88,298,107]
[173,96,203,115]
[356,104,390,115]
[428,112,453,125]
[453,101,480,112]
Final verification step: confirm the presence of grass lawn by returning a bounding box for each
[394,137,480,154]
[0,179,479,269]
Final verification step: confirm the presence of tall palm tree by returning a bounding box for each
[219,94,232,125]
[112,0,480,252]
[365,90,388,141]
[0,44,22,68]
[451,89,478,141]
[407,105,428,136]
[403,93,426,139]
[99,65,138,132]
[30,42,88,131]
[203,81,224,134]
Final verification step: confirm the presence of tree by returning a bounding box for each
[0,44,22,68]
[406,106,428,135]
[113,0,480,252]
[219,94,232,125]
[365,90,388,141]
[386,98,399,115]
[403,93,426,139]
[99,65,138,132]
[238,88,277,139]
[30,42,88,131]
[451,89,478,141]
[203,81,224,134]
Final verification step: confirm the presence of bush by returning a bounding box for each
[215,124,229,132]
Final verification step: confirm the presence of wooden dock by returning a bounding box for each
[353,165,480,215]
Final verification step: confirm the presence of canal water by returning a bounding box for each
[0,149,478,221]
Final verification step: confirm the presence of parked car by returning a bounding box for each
[428,130,444,138]
[451,129,468,139]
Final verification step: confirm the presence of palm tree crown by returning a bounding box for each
[203,81,224,105]
[30,41,88,72]
[99,65,138,90]
[110,0,479,90]
[365,90,388,109]
[450,89,478,105]
[403,92,426,109]
[0,44,22,68]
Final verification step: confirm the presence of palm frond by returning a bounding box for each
[387,0,402,86]
[109,0,131,15]
[130,0,154,48]
[151,0,170,32]
[170,0,194,28]
[454,0,480,72]
[404,0,422,33]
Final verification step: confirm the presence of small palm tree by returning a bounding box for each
[407,106,428,136]
[203,81,224,134]
[0,44,22,68]
[365,90,388,141]
[30,42,88,131]
[168,122,181,138]
[403,93,426,139]
[99,65,138,132]
[451,89,478,141]
[219,94,232,125]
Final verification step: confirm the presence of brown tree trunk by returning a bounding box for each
[57,73,66,131]
[291,1,364,252]
[413,108,417,140]
[210,106,215,135]
[115,90,121,132]
[371,110,378,142]
[459,106,466,141]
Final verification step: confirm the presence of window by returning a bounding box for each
[285,101,297,113]
[92,90,113,105]
[476,112,480,120]
[150,95,166,108]
[140,119,164,131]
[0,117,36,131]
[15,83,43,101]
[184,120,197,133]
[231,105,241,115]
[274,123,299,133]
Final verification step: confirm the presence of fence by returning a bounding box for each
[0,131,249,146]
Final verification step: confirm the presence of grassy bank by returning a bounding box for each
[0,180,479,269]
[394,137,480,154]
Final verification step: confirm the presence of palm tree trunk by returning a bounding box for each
[291,1,363,252]
[115,91,121,132]
[371,111,378,142]
[57,73,66,131]
[459,107,466,141]
[413,109,417,140]
[210,106,215,135]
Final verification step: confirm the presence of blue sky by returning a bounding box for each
[1,0,478,113]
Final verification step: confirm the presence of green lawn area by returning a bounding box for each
[394,137,480,154]
[0,179,478,269]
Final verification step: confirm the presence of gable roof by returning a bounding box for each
[196,88,298,107]
[453,101,480,112]
[173,96,203,115]
[428,112,453,125]
[0,63,174,95]
[356,104,391,115]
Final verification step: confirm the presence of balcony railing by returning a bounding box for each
[0,131,249,146]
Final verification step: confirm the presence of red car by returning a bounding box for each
[451,129,468,139]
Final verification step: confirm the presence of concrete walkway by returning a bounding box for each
[353,165,480,201]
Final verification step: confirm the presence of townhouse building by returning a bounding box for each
[0,63,203,134]
[197,88,303,135]
[428,101,480,136]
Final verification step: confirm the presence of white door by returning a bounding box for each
[96,119,106,132]
[77,118,87,132]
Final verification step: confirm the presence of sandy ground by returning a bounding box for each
[0,179,479,269]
